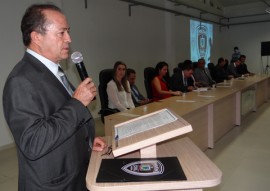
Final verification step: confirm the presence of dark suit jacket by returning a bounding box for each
[215,65,230,83]
[3,52,94,191]
[237,63,250,75]
[228,62,241,78]
[170,70,194,92]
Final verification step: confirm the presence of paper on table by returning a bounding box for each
[115,109,177,140]
[197,95,215,98]
[192,87,208,92]
[176,100,196,103]
[216,83,231,87]
[118,113,140,117]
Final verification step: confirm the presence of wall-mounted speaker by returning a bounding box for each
[261,41,270,56]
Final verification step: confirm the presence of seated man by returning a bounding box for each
[237,55,254,76]
[171,60,195,93]
[228,58,242,78]
[127,68,151,106]
[193,58,215,87]
[215,57,234,83]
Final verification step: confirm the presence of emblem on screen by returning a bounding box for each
[197,25,208,59]
[190,20,212,63]
[121,160,164,176]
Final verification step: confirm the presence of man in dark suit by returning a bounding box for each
[215,57,233,83]
[171,60,195,93]
[228,58,242,78]
[193,58,215,87]
[2,4,106,191]
[237,55,254,76]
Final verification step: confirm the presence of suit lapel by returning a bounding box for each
[24,52,72,98]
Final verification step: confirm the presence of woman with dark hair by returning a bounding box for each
[107,61,135,111]
[151,62,181,101]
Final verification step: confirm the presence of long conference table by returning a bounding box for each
[104,75,270,151]
[86,75,270,191]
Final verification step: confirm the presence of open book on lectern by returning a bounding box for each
[112,108,193,157]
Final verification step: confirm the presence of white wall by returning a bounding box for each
[220,23,270,74]
[220,2,270,73]
[62,0,170,117]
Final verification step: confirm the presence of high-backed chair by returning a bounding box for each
[144,67,155,99]
[98,69,119,123]
[173,67,181,74]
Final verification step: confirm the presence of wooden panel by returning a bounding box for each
[213,94,236,142]
[183,106,208,151]
[256,80,267,108]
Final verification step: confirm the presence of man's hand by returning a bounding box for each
[92,137,107,152]
[73,77,97,106]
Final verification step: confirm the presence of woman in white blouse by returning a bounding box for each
[107,61,135,111]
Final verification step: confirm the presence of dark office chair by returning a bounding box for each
[144,67,155,99]
[173,67,181,74]
[192,62,198,69]
[98,69,119,123]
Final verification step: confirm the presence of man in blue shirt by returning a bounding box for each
[127,68,151,106]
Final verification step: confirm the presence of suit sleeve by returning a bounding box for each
[3,76,91,161]
[171,73,186,92]
[170,74,179,91]
[228,64,241,77]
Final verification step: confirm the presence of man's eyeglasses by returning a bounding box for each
[101,145,112,156]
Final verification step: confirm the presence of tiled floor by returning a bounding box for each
[0,103,270,191]
[205,101,270,191]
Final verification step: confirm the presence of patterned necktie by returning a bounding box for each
[58,67,73,95]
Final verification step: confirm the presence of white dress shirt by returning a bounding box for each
[106,80,135,111]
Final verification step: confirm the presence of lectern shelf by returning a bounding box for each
[112,108,193,158]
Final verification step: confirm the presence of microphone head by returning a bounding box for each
[71,51,83,63]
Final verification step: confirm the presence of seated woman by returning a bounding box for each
[151,61,181,101]
[107,61,135,111]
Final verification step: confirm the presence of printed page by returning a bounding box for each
[115,109,177,140]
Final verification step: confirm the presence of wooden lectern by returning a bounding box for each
[86,108,222,191]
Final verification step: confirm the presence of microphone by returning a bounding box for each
[71,51,88,81]
[71,51,96,100]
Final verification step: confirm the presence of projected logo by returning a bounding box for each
[190,20,213,63]
[197,25,207,58]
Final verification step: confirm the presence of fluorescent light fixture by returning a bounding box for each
[266,8,270,14]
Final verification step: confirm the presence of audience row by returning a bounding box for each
[105,55,253,111]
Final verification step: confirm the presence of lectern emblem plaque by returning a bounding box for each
[121,160,164,177]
